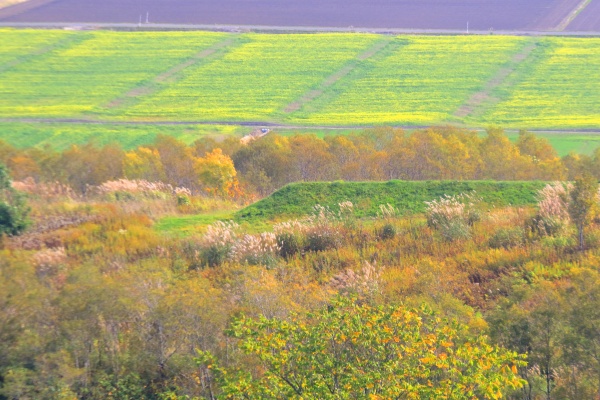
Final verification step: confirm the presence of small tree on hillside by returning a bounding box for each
[568,174,598,251]
[0,163,29,238]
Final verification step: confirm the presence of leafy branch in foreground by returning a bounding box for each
[197,296,525,399]
[0,163,29,238]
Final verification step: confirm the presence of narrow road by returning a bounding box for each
[1,21,600,36]
[1,117,599,134]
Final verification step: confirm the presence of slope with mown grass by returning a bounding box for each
[236,180,547,222]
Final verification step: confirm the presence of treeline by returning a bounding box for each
[2,126,599,198]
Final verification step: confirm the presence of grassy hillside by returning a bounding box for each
[236,180,547,221]
[0,29,599,129]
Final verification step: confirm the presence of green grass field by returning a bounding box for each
[1,122,599,156]
[0,121,247,150]
[236,180,547,222]
[0,29,599,131]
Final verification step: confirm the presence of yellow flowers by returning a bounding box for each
[481,38,600,129]
[0,29,597,129]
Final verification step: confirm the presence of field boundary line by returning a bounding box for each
[2,117,600,134]
[102,35,239,111]
[283,37,402,114]
[555,0,593,31]
[2,22,600,36]
[454,39,539,119]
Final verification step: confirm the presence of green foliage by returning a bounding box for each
[489,227,525,249]
[276,232,302,259]
[237,180,545,223]
[568,174,598,250]
[198,296,525,399]
[0,163,29,237]
[377,223,396,240]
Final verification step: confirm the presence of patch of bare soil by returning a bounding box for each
[1,0,593,31]
[0,0,55,16]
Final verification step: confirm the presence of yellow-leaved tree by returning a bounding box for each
[195,148,240,198]
[197,296,525,399]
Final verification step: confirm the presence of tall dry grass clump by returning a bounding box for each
[330,261,382,297]
[273,202,354,256]
[425,192,481,241]
[32,247,67,278]
[530,182,573,236]
[231,233,280,267]
[13,178,77,200]
[92,179,191,200]
[199,221,240,267]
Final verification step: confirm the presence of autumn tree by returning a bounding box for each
[59,142,124,192]
[198,296,525,399]
[195,148,239,197]
[233,135,295,196]
[568,173,598,251]
[123,146,166,182]
[154,135,197,189]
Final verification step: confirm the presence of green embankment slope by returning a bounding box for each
[236,180,547,222]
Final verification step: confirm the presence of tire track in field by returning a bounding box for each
[555,0,592,31]
[0,33,87,74]
[283,37,395,114]
[103,35,240,110]
[454,39,539,119]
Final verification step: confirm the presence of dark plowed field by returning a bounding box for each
[0,0,586,31]
[566,1,600,31]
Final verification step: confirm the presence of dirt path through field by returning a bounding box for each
[454,40,538,119]
[104,36,239,111]
[283,37,395,114]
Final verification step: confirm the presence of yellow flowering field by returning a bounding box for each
[0,30,598,130]
[0,30,227,117]
[0,29,69,66]
[289,35,526,125]
[126,33,381,121]
[478,38,600,129]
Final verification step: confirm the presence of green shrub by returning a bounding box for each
[378,223,396,240]
[439,220,471,242]
[489,228,525,249]
[277,232,302,258]
[305,231,340,252]
[177,194,191,206]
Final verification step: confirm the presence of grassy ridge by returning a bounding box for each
[236,180,547,222]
